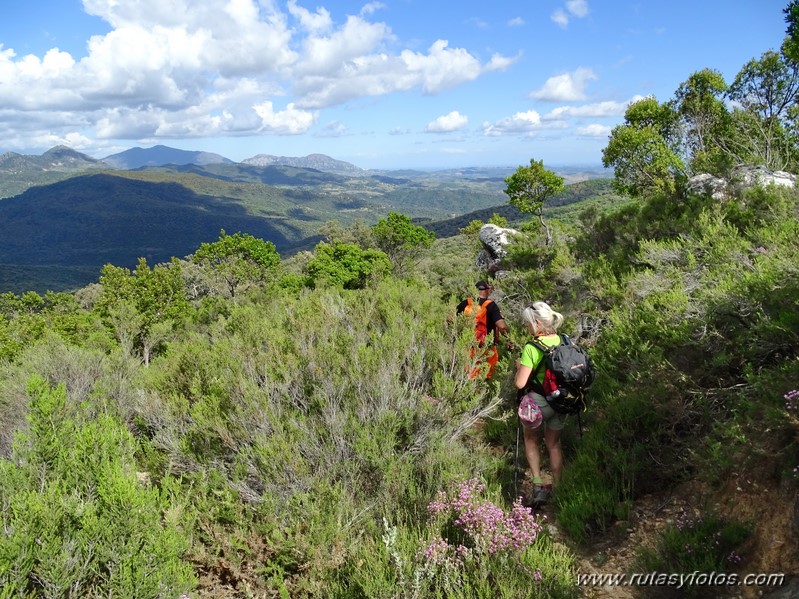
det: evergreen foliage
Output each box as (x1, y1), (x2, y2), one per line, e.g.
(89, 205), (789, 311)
(1, 6), (799, 596)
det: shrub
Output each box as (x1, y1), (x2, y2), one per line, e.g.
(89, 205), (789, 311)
(369, 477), (578, 599)
(305, 241), (392, 289)
(635, 510), (750, 598)
(0, 376), (195, 598)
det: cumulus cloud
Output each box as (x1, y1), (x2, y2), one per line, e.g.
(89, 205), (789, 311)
(253, 101), (317, 134)
(0, 0), (515, 152)
(360, 2), (385, 16)
(551, 0), (589, 28)
(544, 95), (645, 119)
(575, 123), (612, 137)
(425, 111), (468, 133)
(567, 0), (590, 18)
(287, 0), (333, 33)
(482, 110), (542, 137)
(530, 67), (597, 102)
(295, 40), (518, 109)
(551, 10), (569, 28)
(508, 17), (525, 27)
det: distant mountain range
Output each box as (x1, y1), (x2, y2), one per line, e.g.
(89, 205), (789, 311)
(241, 153), (367, 176)
(101, 146), (372, 176)
(102, 145), (234, 169)
(0, 144), (612, 294)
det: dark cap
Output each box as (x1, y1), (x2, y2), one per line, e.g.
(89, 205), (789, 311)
(475, 280), (491, 290)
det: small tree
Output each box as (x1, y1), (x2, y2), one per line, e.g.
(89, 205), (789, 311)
(503, 159), (564, 245)
(459, 219), (484, 235)
(191, 230), (280, 298)
(488, 213), (509, 228)
(784, 1), (799, 64)
(305, 241), (392, 289)
(727, 50), (799, 171)
(372, 212), (435, 275)
(96, 258), (189, 365)
(673, 68), (732, 174)
(602, 97), (686, 197)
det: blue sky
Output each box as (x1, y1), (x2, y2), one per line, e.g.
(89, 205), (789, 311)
(0, 0), (790, 170)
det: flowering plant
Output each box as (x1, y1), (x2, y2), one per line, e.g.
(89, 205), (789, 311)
(420, 478), (543, 567)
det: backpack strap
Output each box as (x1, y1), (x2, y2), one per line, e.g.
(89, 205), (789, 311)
(523, 334), (563, 393)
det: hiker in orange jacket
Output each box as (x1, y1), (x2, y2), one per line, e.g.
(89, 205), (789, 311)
(456, 280), (510, 379)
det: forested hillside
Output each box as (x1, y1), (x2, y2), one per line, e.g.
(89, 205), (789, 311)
(1, 5), (799, 599)
(0, 159), (606, 295)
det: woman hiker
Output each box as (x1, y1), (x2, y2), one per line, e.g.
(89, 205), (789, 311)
(514, 301), (566, 508)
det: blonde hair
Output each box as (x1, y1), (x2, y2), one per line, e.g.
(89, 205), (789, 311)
(522, 301), (564, 336)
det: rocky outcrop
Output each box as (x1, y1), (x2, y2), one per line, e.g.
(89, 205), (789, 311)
(475, 224), (520, 271)
(685, 173), (730, 200)
(736, 165), (797, 189)
(686, 166), (796, 200)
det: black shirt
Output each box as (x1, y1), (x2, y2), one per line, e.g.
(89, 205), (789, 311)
(456, 297), (504, 342)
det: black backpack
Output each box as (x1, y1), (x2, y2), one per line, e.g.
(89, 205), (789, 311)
(524, 334), (595, 415)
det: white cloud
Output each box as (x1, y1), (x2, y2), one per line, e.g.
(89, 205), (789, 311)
(482, 110), (542, 137)
(467, 17), (489, 30)
(316, 120), (348, 137)
(508, 17), (525, 27)
(530, 67), (597, 102)
(296, 39), (517, 109)
(403, 40), (510, 94)
(551, 9), (569, 28)
(0, 0), (516, 152)
(567, 0), (590, 18)
(575, 123), (611, 137)
(551, 0), (589, 28)
(425, 111), (468, 133)
(360, 2), (386, 16)
(287, 0), (333, 33)
(294, 15), (391, 78)
(544, 95), (645, 119)
(253, 101), (317, 134)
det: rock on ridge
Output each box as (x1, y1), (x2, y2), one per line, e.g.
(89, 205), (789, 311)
(476, 223), (520, 272)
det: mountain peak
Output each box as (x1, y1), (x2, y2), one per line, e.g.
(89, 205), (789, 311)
(42, 145), (99, 162)
(102, 145), (233, 169)
(241, 152), (365, 176)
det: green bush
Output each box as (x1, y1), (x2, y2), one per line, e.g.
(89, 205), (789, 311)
(635, 511), (750, 598)
(0, 376), (195, 598)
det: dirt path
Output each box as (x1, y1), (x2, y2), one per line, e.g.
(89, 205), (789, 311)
(533, 491), (675, 599)
(530, 477), (798, 599)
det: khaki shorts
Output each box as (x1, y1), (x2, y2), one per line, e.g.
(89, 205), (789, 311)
(530, 392), (567, 431)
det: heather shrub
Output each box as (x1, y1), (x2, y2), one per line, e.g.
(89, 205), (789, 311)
(0, 335), (131, 458)
(0, 376), (195, 598)
(348, 477), (577, 599)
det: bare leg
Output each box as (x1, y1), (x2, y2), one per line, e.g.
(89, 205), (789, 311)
(544, 428), (563, 484)
(523, 427), (542, 481)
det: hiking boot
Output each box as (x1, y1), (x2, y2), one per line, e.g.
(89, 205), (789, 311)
(530, 484), (551, 508)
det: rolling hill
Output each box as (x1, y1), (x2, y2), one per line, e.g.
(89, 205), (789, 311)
(0, 145), (612, 294)
(0, 173), (310, 294)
